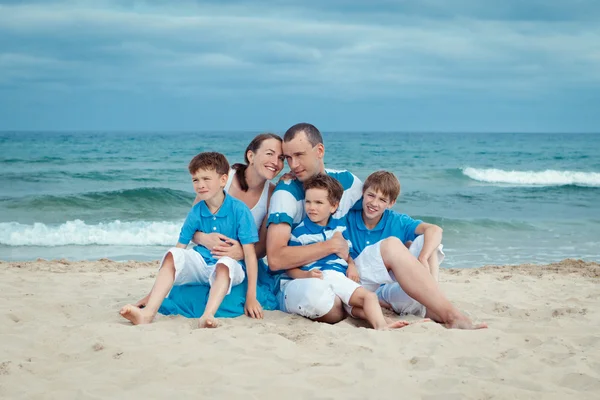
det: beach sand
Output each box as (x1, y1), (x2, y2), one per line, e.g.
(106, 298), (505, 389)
(1, 259), (599, 399)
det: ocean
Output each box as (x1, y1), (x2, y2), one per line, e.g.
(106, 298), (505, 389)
(1, 131), (599, 268)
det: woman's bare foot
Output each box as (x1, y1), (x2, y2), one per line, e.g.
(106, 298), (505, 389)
(198, 314), (219, 329)
(120, 305), (154, 325)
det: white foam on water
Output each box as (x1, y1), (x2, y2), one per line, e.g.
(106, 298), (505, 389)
(0, 220), (182, 246)
(462, 168), (600, 187)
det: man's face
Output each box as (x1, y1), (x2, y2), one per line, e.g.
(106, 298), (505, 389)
(191, 168), (227, 201)
(282, 131), (324, 182)
(362, 188), (396, 222)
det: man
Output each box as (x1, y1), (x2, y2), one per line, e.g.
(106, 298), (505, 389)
(267, 123), (486, 329)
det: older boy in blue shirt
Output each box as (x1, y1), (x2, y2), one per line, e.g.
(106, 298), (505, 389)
(120, 152), (263, 328)
(345, 171), (446, 319)
(284, 174), (409, 330)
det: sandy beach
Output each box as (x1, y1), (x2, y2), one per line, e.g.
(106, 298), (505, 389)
(1, 259), (599, 399)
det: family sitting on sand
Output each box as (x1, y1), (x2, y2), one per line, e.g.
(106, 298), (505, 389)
(120, 123), (487, 330)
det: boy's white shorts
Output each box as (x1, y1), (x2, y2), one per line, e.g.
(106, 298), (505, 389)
(161, 247), (245, 294)
(279, 270), (360, 319)
(354, 235), (445, 317)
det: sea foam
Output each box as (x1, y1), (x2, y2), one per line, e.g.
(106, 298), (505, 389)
(462, 168), (600, 187)
(0, 220), (181, 246)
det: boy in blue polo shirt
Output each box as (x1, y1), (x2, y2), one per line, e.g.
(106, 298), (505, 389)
(345, 171), (446, 319)
(120, 152), (263, 328)
(284, 174), (409, 330)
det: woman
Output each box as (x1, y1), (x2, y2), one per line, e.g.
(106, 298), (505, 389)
(157, 133), (284, 319)
(192, 133), (284, 260)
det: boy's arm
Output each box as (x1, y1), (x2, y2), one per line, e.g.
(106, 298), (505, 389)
(266, 223), (349, 271)
(414, 222), (443, 263)
(287, 267), (322, 279)
(242, 243), (263, 319)
(346, 256), (360, 283)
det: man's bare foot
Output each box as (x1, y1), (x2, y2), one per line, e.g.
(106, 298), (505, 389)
(445, 314), (487, 330)
(120, 305), (154, 325)
(374, 319), (411, 330)
(379, 299), (392, 310)
(198, 314), (219, 329)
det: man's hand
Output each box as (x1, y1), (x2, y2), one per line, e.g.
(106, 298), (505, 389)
(211, 237), (244, 261)
(346, 265), (360, 283)
(278, 171), (296, 182)
(329, 232), (349, 260)
(308, 269), (323, 279)
(244, 297), (264, 319)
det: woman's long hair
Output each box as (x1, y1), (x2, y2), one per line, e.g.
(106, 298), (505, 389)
(232, 133), (282, 192)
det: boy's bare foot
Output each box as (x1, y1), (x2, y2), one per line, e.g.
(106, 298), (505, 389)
(120, 305), (154, 325)
(445, 313), (487, 330)
(198, 314), (219, 329)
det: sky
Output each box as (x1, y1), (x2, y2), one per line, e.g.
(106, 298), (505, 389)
(0, 0), (599, 132)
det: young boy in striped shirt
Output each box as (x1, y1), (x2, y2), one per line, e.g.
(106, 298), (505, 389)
(284, 174), (408, 330)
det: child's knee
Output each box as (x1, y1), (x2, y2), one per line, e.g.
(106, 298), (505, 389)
(161, 252), (175, 270)
(214, 263), (231, 278)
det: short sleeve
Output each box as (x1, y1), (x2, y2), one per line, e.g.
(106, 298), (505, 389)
(266, 181), (302, 227)
(236, 206), (259, 245)
(178, 208), (200, 245)
(393, 213), (422, 243)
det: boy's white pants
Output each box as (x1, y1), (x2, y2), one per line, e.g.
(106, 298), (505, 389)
(354, 235), (445, 317)
(161, 248), (245, 294)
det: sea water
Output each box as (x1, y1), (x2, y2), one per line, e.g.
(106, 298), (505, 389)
(1, 131), (599, 268)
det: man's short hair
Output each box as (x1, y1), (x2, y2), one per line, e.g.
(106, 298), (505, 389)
(303, 173), (343, 206)
(363, 171), (401, 201)
(188, 152), (229, 175)
(283, 123), (323, 147)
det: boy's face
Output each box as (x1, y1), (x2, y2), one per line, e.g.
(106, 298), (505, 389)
(282, 132), (325, 182)
(304, 187), (338, 226)
(362, 188), (396, 222)
(191, 168), (228, 201)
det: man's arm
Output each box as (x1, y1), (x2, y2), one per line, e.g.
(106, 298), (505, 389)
(266, 223), (349, 271)
(414, 222), (443, 262)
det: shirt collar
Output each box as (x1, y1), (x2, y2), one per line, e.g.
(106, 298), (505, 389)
(353, 209), (389, 232)
(199, 191), (233, 218)
(302, 215), (336, 234)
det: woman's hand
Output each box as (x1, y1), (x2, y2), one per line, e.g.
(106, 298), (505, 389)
(211, 237), (244, 261)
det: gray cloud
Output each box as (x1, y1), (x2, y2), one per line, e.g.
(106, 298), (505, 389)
(0, 1), (599, 103)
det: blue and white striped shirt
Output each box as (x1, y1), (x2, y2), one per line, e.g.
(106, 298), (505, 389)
(289, 216), (352, 274)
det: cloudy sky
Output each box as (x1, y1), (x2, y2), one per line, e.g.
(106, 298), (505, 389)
(0, 0), (599, 132)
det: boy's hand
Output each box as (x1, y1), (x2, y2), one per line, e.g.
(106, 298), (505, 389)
(244, 297), (264, 319)
(211, 238), (244, 261)
(346, 266), (360, 283)
(418, 255), (431, 272)
(329, 232), (349, 260)
(308, 269), (323, 279)
(135, 293), (150, 308)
